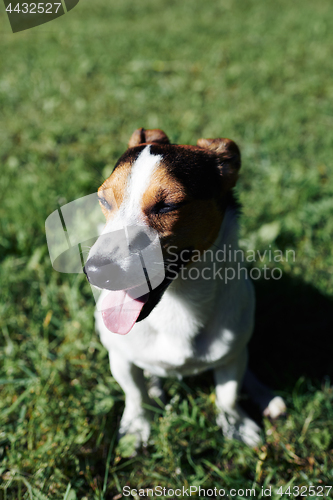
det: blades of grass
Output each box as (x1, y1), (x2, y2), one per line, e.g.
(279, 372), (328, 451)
(299, 408), (315, 443)
(102, 431), (117, 496)
(15, 476), (33, 500)
(39, 370), (56, 398)
(63, 482), (72, 500)
(18, 362), (39, 379)
(110, 457), (140, 473)
(30, 486), (49, 500)
(95, 415), (107, 449)
(112, 473), (121, 496)
(141, 402), (164, 414)
(275, 477), (296, 500)
(0, 378), (34, 385)
(201, 458), (225, 479)
(2, 384), (36, 418)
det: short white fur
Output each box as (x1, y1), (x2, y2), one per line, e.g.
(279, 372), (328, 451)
(123, 145), (162, 224)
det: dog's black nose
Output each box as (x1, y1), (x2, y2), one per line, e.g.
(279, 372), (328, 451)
(84, 256), (126, 290)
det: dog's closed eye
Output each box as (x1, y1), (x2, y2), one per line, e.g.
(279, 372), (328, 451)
(98, 196), (112, 211)
(151, 201), (185, 215)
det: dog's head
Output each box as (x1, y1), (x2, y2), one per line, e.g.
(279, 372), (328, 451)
(84, 128), (241, 334)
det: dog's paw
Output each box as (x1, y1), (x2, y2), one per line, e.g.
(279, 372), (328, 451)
(217, 411), (262, 448)
(118, 411), (151, 449)
(237, 417), (262, 447)
(263, 396), (286, 419)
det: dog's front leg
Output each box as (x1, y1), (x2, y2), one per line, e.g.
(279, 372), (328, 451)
(109, 349), (151, 448)
(214, 350), (261, 447)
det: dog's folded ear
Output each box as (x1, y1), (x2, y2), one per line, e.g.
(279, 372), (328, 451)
(128, 128), (170, 148)
(197, 138), (241, 189)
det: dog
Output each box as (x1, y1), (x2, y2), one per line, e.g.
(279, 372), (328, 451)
(84, 128), (286, 448)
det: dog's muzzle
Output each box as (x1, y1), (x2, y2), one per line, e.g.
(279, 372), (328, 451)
(84, 227), (165, 292)
(83, 256), (132, 290)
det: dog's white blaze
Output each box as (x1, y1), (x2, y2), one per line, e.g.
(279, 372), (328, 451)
(122, 145), (162, 224)
(100, 146), (162, 236)
(98, 145), (162, 271)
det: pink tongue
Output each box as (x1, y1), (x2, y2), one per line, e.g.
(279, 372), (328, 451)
(101, 290), (149, 335)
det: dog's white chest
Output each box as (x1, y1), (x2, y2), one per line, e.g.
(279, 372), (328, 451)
(96, 269), (254, 378)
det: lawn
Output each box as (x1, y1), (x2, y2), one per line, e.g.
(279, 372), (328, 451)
(1, 0), (333, 498)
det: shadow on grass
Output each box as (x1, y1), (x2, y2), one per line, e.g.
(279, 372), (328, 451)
(248, 273), (333, 390)
(178, 273), (333, 414)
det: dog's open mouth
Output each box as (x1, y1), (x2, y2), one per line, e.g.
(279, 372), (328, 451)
(100, 276), (172, 335)
(101, 289), (149, 335)
(97, 248), (193, 335)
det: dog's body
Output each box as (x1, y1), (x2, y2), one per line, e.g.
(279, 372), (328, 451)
(85, 128), (285, 448)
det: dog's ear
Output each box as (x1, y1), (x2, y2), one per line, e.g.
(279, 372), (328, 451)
(197, 138), (241, 188)
(128, 128), (170, 148)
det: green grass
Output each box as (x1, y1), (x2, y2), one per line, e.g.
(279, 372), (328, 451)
(1, 0), (333, 497)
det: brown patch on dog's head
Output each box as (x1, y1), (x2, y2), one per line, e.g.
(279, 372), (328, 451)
(97, 161), (132, 220)
(141, 168), (187, 234)
(137, 136), (241, 257)
(165, 198), (224, 255)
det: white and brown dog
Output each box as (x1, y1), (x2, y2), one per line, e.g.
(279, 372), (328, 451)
(84, 128), (285, 448)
